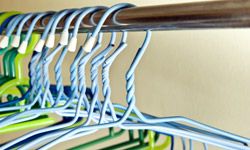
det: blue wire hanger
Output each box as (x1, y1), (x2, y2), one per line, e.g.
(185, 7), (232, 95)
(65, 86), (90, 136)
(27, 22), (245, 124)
(0, 7), (104, 150)
(0, 3), (249, 150)
(35, 3), (250, 150)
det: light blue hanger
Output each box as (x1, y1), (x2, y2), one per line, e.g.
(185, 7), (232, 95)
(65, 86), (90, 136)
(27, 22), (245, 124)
(115, 29), (249, 149)
(10, 8), (109, 149)
(0, 9), (81, 122)
(36, 3), (250, 149)
(98, 31), (128, 124)
(0, 14), (25, 49)
(18, 12), (51, 54)
(25, 31), (104, 150)
(0, 7), (104, 150)
(0, 4), (248, 150)
(84, 31), (117, 125)
(32, 4), (135, 149)
(28, 11), (65, 109)
(122, 30), (250, 148)
(0, 10), (74, 114)
(33, 9), (76, 109)
(0, 12), (56, 107)
(0, 12), (69, 129)
(15, 5), (126, 149)
(40, 9), (84, 109)
(112, 27), (249, 149)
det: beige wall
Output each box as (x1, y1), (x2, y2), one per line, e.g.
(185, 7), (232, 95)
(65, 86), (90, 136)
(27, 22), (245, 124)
(0, 0), (250, 149)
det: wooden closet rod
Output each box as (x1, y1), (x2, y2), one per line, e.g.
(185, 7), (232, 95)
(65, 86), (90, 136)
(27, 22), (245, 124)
(27, 0), (250, 32)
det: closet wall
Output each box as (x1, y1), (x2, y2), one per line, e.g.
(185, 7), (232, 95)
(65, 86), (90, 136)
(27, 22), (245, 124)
(0, 0), (249, 148)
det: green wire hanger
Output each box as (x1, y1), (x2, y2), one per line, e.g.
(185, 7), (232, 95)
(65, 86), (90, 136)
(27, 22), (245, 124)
(0, 14), (27, 109)
(0, 36), (27, 96)
(0, 34), (37, 95)
(0, 12), (23, 98)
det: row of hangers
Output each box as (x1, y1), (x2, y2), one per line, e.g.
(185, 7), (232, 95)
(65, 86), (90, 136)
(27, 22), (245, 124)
(0, 6), (172, 150)
(0, 3), (249, 150)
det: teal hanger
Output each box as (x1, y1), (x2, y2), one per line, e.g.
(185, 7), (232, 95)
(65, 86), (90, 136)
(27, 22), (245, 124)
(0, 36), (21, 85)
(0, 12), (26, 102)
(0, 35), (29, 105)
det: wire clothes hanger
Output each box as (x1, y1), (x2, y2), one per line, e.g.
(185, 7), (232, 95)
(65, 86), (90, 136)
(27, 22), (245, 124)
(0, 10), (76, 113)
(0, 7), (105, 150)
(0, 4), (133, 149)
(30, 3), (168, 150)
(0, 3), (249, 150)
(5, 3), (250, 150)
(0, 12), (56, 108)
(0, 8), (246, 150)
(32, 3), (250, 150)
(0, 12), (57, 134)
(12, 6), (143, 149)
(30, 4), (134, 149)
(0, 9), (79, 124)
(0, 10), (91, 134)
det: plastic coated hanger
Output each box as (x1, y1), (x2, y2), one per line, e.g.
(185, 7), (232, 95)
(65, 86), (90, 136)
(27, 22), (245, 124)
(39, 3), (250, 149)
(0, 13), (57, 134)
(0, 8), (102, 150)
(5, 5), (130, 148)
(14, 23), (103, 150)
(120, 28), (249, 149)
(0, 11), (79, 131)
(85, 12), (248, 148)
(0, 13), (22, 98)
(14, 5), (149, 149)
(0, 12), (62, 109)
(0, 4), (249, 150)
(10, 4), (148, 149)
(33, 4), (136, 149)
